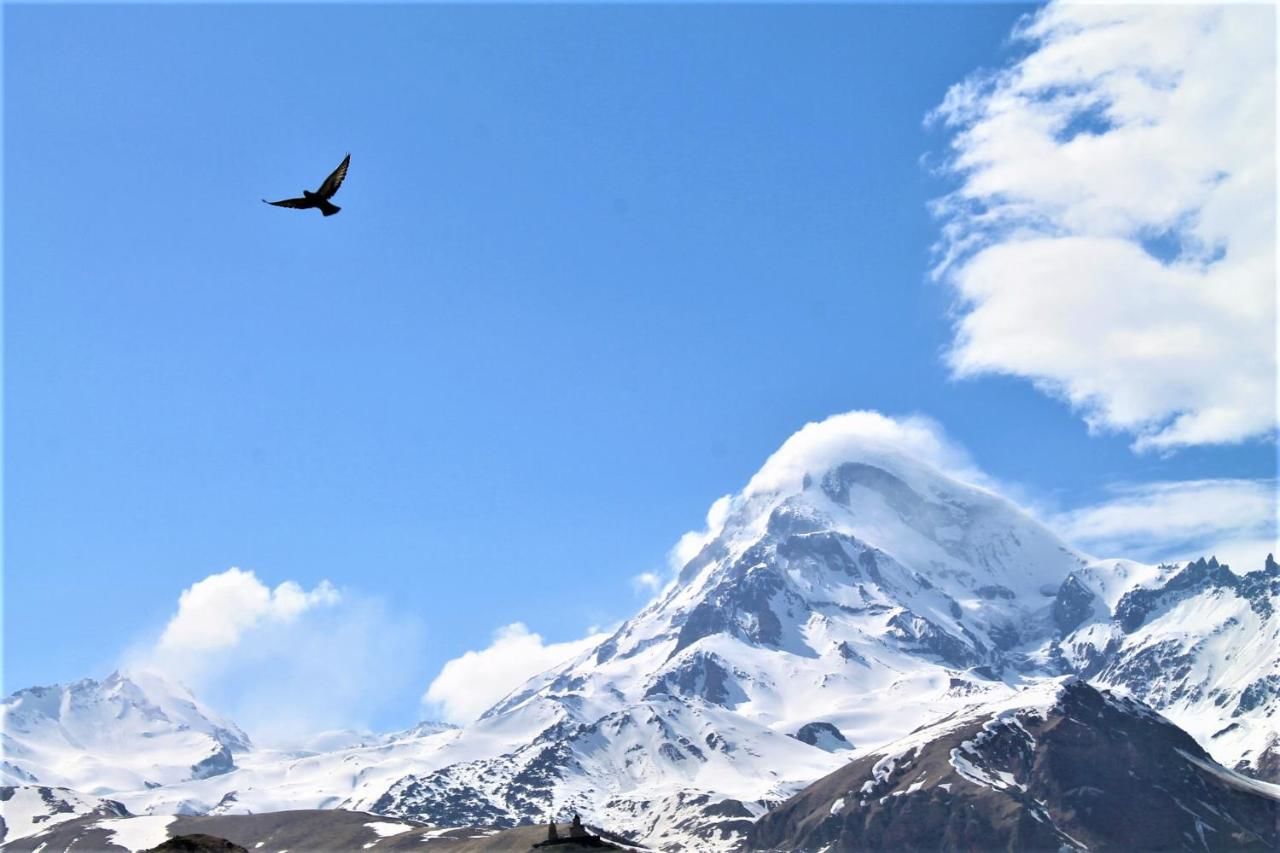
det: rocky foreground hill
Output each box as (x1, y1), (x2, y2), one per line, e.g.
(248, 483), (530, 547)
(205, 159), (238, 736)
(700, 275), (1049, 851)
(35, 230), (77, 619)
(747, 680), (1280, 852)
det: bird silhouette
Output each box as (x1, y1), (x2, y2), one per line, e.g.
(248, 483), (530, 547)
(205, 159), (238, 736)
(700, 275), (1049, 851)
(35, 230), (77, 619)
(263, 154), (350, 216)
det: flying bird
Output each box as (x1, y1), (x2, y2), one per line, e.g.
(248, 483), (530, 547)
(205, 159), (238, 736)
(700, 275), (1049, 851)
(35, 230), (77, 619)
(263, 154), (350, 216)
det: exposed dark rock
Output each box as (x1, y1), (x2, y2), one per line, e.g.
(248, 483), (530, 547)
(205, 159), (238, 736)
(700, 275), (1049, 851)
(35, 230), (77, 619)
(1115, 557), (1236, 632)
(644, 651), (746, 707)
(1241, 736), (1280, 784)
(144, 835), (248, 853)
(885, 610), (979, 668)
(791, 722), (852, 751)
(836, 641), (870, 666)
(672, 546), (787, 655)
(1237, 553), (1280, 618)
(371, 773), (514, 827)
(1052, 573), (1097, 634)
(703, 799), (753, 818)
(190, 743), (235, 780)
(1234, 675), (1280, 717)
(776, 530), (861, 578)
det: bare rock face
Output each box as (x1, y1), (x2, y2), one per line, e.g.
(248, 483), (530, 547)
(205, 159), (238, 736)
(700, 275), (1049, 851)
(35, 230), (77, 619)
(1052, 573), (1096, 634)
(747, 681), (1280, 852)
(792, 722), (852, 752)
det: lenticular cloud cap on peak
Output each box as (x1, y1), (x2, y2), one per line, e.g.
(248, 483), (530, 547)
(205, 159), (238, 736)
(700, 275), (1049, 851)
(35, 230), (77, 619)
(743, 411), (989, 499)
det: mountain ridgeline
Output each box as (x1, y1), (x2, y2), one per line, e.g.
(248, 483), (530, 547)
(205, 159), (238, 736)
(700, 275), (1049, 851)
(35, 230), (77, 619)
(4, 436), (1278, 851)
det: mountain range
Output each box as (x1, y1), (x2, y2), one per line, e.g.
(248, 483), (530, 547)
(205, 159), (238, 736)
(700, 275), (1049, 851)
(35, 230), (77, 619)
(4, 429), (1278, 850)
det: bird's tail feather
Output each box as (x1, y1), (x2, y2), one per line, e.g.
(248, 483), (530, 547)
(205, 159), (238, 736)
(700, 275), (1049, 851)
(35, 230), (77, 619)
(319, 200), (341, 217)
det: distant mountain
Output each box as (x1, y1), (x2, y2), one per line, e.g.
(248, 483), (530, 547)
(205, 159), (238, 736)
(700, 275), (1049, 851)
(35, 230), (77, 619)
(1, 671), (250, 794)
(745, 679), (1280, 852)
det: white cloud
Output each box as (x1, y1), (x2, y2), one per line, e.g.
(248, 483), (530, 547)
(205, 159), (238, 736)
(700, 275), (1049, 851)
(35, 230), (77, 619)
(744, 410), (997, 498)
(423, 622), (607, 725)
(662, 411), (1036, 580)
(932, 3), (1275, 451)
(155, 567), (339, 654)
(131, 568), (423, 743)
(669, 410), (1277, 577)
(668, 494), (732, 571)
(1052, 478), (1278, 570)
(630, 571), (664, 595)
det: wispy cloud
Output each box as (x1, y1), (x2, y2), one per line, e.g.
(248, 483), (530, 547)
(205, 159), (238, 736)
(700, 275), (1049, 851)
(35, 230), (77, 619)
(932, 4), (1275, 451)
(422, 622), (606, 725)
(1051, 478), (1278, 570)
(667, 494), (732, 572)
(630, 571), (665, 596)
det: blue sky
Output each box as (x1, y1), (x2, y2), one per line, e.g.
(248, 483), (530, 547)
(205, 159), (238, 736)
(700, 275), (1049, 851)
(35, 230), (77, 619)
(5, 4), (1275, 733)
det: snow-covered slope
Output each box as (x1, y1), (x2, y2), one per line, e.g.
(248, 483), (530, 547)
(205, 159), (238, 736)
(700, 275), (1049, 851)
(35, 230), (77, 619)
(103, 721), (464, 818)
(0, 785), (131, 845)
(1, 671), (250, 794)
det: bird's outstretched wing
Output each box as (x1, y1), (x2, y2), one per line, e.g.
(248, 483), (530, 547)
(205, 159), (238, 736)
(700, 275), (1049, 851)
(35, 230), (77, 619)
(263, 197), (313, 209)
(316, 154), (350, 199)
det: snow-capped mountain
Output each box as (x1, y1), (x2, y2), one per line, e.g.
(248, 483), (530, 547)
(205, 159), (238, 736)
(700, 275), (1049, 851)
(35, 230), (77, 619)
(1, 671), (250, 794)
(349, 443), (1102, 847)
(1052, 554), (1280, 781)
(4, 422), (1276, 851)
(355, 440), (1278, 848)
(746, 679), (1280, 852)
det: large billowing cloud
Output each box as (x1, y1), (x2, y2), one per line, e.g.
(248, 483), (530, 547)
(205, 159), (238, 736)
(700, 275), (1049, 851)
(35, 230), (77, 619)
(154, 567), (340, 654)
(423, 622), (607, 725)
(932, 4), (1275, 451)
(131, 568), (423, 743)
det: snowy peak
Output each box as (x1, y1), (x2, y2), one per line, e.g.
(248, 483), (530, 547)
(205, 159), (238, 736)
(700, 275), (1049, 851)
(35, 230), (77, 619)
(665, 449), (1083, 653)
(595, 447), (1083, 701)
(2, 671), (250, 793)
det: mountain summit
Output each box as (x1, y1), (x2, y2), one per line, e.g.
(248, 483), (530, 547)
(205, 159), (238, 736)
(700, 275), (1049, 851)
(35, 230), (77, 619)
(363, 423), (1099, 846)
